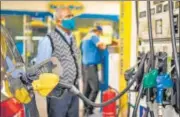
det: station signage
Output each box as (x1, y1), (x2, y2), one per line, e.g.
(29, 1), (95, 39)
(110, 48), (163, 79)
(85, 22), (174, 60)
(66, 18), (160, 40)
(48, 1), (85, 16)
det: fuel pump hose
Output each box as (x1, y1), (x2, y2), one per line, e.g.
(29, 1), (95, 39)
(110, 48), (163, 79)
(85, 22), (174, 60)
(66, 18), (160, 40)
(59, 77), (135, 108)
(58, 54), (147, 108)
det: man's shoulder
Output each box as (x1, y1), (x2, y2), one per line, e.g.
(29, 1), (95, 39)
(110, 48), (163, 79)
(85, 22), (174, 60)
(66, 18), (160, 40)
(39, 36), (51, 45)
(82, 33), (95, 41)
(89, 33), (99, 42)
(45, 30), (62, 41)
(46, 29), (56, 36)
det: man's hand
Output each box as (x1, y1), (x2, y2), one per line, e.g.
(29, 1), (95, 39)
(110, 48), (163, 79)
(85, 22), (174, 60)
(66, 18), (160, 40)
(51, 57), (63, 76)
(97, 42), (106, 50)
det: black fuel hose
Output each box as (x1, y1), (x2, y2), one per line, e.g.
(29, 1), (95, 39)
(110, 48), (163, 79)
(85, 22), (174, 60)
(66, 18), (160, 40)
(146, 1), (155, 117)
(58, 78), (135, 107)
(168, 0), (180, 111)
(132, 82), (144, 117)
(149, 110), (155, 117)
(132, 58), (155, 117)
(76, 78), (135, 107)
(58, 54), (147, 108)
(147, 1), (155, 69)
(58, 80), (133, 107)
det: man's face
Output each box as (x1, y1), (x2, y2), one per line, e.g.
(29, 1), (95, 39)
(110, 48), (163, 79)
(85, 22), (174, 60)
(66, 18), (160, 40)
(57, 8), (74, 25)
(96, 30), (103, 36)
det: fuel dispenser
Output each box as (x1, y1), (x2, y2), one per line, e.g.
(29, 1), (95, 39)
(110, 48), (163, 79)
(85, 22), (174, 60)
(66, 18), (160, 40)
(171, 52), (180, 113)
(168, 0), (180, 114)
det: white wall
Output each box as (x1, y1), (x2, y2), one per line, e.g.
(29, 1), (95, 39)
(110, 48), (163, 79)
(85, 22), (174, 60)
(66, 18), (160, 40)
(1, 1), (119, 15)
(138, 1), (179, 39)
(138, 1), (179, 56)
(81, 1), (119, 15)
(1, 1), (48, 12)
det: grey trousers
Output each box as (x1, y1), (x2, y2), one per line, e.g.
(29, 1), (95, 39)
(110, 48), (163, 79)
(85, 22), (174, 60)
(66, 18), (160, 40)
(82, 65), (99, 112)
(46, 91), (79, 117)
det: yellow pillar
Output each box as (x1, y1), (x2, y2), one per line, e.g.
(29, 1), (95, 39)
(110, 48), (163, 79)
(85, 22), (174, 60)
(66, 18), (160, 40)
(119, 1), (132, 117)
(73, 31), (81, 47)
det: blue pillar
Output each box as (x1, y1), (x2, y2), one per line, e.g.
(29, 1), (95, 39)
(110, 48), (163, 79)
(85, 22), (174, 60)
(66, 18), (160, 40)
(100, 49), (109, 92)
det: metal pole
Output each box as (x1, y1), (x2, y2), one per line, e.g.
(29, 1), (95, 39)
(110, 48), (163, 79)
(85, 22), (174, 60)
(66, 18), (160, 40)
(146, 1), (155, 117)
(147, 1), (155, 69)
(23, 15), (27, 64)
(135, 1), (139, 38)
(168, 0), (180, 112)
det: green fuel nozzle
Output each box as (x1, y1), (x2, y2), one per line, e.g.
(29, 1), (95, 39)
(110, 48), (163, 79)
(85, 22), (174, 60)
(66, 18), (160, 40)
(143, 69), (158, 88)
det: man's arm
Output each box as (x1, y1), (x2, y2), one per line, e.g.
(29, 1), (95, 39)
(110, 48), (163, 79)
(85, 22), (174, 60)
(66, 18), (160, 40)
(36, 36), (52, 64)
(91, 36), (106, 50)
(35, 36), (52, 74)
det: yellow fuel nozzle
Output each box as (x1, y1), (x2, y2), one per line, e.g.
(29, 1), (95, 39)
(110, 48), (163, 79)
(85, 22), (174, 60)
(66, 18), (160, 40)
(14, 87), (31, 104)
(32, 73), (59, 97)
(3, 79), (32, 104)
(2, 73), (59, 104)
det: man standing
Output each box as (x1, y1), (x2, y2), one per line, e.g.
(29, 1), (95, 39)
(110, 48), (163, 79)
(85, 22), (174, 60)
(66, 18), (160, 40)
(36, 7), (81, 117)
(81, 26), (107, 115)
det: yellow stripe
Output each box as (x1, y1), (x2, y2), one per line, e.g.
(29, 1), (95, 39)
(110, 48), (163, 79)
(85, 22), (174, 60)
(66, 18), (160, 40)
(119, 1), (132, 116)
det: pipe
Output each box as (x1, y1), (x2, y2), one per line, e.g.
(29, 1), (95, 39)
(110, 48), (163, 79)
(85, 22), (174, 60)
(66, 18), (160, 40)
(127, 80), (132, 117)
(55, 54), (147, 108)
(132, 82), (144, 117)
(56, 78), (135, 107)
(135, 1), (139, 36)
(76, 79), (135, 107)
(168, 0), (180, 111)
(147, 1), (155, 69)
(146, 1), (155, 117)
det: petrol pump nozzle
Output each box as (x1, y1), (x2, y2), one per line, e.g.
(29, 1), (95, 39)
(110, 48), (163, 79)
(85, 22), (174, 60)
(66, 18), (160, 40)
(143, 69), (158, 88)
(7, 54), (147, 107)
(156, 74), (173, 104)
(124, 60), (141, 81)
(32, 73), (60, 97)
(124, 68), (135, 81)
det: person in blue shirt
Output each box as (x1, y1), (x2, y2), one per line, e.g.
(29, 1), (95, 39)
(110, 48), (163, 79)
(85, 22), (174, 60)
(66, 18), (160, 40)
(81, 26), (107, 115)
